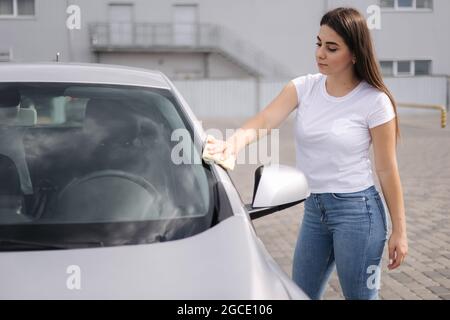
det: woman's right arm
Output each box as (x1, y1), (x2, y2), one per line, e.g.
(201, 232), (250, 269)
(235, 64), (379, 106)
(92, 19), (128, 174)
(206, 81), (299, 159)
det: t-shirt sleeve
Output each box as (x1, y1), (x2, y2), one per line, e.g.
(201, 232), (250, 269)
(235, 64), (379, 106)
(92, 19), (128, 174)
(367, 93), (396, 129)
(291, 74), (321, 106)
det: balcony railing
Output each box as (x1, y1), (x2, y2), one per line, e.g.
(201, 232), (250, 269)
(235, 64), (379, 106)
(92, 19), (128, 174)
(89, 22), (291, 78)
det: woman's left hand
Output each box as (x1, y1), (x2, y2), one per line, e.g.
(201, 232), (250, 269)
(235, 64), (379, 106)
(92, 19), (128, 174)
(387, 231), (408, 270)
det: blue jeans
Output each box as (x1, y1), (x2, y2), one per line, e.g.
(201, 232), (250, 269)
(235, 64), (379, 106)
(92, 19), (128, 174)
(292, 186), (388, 300)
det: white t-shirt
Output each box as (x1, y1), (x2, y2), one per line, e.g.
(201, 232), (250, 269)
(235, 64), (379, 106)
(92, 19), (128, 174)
(291, 73), (396, 193)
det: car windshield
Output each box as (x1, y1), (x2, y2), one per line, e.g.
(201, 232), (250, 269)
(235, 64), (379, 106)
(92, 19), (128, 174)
(0, 83), (215, 250)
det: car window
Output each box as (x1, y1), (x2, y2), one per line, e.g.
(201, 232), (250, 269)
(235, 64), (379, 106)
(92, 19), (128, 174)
(0, 83), (216, 250)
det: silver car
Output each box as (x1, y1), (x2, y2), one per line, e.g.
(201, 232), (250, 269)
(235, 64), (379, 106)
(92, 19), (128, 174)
(0, 63), (310, 299)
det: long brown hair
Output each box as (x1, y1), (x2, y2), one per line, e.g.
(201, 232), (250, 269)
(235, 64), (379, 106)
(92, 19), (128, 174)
(321, 7), (400, 143)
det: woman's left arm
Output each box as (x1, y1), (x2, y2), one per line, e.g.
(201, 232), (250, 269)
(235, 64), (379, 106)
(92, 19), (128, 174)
(370, 119), (408, 270)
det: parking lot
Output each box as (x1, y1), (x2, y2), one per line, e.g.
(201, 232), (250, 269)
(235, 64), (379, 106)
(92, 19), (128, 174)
(203, 112), (450, 300)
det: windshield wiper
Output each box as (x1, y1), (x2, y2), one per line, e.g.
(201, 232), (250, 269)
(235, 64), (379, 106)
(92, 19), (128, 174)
(0, 239), (70, 250)
(0, 239), (109, 251)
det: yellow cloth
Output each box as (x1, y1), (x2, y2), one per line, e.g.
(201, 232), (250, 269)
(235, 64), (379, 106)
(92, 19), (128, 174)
(202, 144), (236, 171)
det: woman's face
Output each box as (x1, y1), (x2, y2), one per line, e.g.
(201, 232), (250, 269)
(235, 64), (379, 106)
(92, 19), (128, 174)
(316, 24), (355, 76)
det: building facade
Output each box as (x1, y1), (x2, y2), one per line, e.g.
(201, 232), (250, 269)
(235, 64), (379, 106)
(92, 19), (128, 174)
(0, 0), (448, 113)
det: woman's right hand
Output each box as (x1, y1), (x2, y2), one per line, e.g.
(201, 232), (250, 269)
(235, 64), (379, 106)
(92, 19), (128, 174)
(204, 135), (237, 162)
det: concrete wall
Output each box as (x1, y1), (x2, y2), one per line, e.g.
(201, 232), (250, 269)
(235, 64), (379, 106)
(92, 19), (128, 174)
(96, 52), (250, 79)
(1, 0), (448, 76)
(0, 0), (68, 62)
(0, 0), (448, 111)
(0, 0), (325, 76)
(327, 0), (450, 75)
(174, 76), (448, 119)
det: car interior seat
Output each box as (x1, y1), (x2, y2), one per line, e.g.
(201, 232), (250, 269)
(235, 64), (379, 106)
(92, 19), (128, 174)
(0, 86), (34, 196)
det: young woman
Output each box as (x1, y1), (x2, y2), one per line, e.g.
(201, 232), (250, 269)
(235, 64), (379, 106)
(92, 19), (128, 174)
(205, 7), (408, 300)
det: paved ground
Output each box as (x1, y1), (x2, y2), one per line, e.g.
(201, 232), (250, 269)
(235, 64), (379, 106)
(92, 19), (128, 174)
(202, 112), (450, 300)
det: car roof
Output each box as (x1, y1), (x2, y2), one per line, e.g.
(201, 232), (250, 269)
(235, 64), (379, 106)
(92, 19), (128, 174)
(0, 63), (171, 90)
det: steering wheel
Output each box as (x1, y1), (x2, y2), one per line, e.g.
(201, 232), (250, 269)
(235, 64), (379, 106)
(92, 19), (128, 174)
(58, 170), (160, 197)
(46, 170), (162, 222)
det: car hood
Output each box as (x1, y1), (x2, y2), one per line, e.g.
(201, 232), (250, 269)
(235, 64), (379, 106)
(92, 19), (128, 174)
(0, 216), (307, 299)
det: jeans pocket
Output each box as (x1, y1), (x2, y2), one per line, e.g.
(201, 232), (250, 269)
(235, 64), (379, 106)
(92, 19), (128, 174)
(331, 192), (366, 202)
(375, 195), (388, 232)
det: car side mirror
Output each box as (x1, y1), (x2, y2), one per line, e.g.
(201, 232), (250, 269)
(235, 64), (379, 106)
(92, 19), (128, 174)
(245, 164), (310, 220)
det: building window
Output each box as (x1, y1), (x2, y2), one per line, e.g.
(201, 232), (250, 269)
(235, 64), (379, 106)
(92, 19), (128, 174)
(380, 0), (433, 10)
(414, 60), (431, 75)
(17, 0), (34, 15)
(398, 0), (413, 8)
(380, 0), (395, 8)
(416, 0), (433, 9)
(397, 60), (412, 75)
(0, 0), (35, 17)
(0, 0), (13, 15)
(380, 61), (394, 76)
(380, 60), (432, 76)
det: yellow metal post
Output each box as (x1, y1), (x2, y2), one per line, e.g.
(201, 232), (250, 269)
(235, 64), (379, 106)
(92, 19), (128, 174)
(397, 103), (447, 129)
